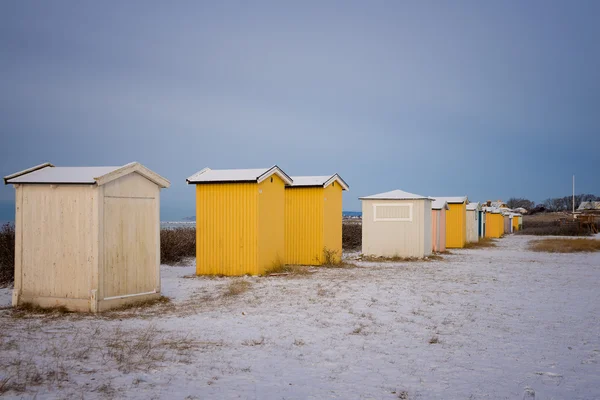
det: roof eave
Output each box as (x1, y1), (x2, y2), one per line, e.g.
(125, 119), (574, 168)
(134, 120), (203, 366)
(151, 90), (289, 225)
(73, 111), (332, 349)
(4, 162), (55, 185)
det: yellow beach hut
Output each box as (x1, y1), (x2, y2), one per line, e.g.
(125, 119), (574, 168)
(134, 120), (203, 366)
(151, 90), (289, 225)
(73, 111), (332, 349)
(484, 207), (504, 238)
(432, 196), (468, 248)
(284, 174), (349, 265)
(186, 166), (293, 276)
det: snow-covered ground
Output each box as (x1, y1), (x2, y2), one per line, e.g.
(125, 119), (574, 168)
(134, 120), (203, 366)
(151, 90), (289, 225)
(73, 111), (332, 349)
(1, 235), (599, 399)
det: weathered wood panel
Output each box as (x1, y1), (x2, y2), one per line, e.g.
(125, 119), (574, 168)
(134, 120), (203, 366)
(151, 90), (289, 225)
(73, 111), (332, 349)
(102, 195), (158, 298)
(20, 185), (96, 300)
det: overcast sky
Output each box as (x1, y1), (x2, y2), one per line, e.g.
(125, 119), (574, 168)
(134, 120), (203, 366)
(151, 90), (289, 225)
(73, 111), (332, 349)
(1, 1), (598, 219)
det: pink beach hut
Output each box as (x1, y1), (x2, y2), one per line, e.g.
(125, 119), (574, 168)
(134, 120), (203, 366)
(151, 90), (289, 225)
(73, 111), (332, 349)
(431, 199), (449, 252)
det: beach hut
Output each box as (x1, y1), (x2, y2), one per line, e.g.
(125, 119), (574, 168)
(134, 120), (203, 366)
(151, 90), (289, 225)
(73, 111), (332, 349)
(484, 207), (504, 238)
(284, 174), (349, 265)
(4, 162), (170, 312)
(186, 166), (292, 276)
(431, 199), (449, 253)
(360, 190), (432, 258)
(479, 207), (486, 238)
(466, 202), (481, 243)
(432, 196), (468, 248)
(511, 213), (522, 232)
(503, 213), (511, 234)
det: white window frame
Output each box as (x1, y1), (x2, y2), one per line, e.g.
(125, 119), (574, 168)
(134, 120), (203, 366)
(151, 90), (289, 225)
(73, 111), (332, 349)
(373, 203), (413, 222)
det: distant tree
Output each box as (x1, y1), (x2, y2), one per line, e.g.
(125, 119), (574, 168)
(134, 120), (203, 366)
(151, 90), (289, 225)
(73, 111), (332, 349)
(541, 194), (599, 212)
(506, 198), (535, 210)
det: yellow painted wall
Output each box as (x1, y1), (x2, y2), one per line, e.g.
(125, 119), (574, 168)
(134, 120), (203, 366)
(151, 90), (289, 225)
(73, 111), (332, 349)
(284, 183), (343, 265)
(485, 213), (504, 238)
(195, 183), (258, 276)
(512, 216), (519, 232)
(257, 175), (286, 273)
(445, 202), (466, 248)
(323, 183), (343, 263)
(284, 187), (324, 265)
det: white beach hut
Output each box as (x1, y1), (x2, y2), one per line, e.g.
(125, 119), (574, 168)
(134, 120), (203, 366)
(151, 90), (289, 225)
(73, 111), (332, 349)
(360, 189), (433, 258)
(466, 202), (481, 243)
(4, 162), (170, 312)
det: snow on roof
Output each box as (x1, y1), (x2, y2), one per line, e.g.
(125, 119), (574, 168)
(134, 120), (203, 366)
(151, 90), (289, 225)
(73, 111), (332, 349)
(186, 166), (293, 185)
(578, 201), (600, 211)
(432, 196), (468, 204)
(432, 199), (449, 210)
(290, 174), (349, 190)
(360, 189), (431, 201)
(466, 202), (481, 211)
(4, 162), (170, 188)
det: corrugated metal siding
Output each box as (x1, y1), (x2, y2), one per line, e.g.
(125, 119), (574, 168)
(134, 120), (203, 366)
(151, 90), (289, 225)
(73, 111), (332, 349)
(284, 188), (324, 265)
(362, 199), (431, 258)
(485, 213), (504, 238)
(445, 203), (466, 248)
(257, 176), (286, 274)
(439, 209), (447, 251)
(323, 184), (343, 263)
(196, 183), (258, 276)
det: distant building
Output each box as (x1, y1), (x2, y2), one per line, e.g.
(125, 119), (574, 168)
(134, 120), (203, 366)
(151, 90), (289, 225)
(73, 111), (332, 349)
(578, 201), (600, 214)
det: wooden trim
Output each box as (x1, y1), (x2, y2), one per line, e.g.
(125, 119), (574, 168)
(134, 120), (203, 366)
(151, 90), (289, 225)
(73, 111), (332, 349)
(97, 185), (105, 305)
(4, 162), (54, 184)
(95, 162), (170, 188)
(155, 186), (161, 293)
(12, 185), (23, 306)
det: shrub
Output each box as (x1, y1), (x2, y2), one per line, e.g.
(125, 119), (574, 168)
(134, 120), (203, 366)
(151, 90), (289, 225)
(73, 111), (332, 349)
(160, 227), (195, 265)
(517, 220), (593, 236)
(529, 238), (600, 253)
(342, 223), (361, 249)
(0, 223), (15, 286)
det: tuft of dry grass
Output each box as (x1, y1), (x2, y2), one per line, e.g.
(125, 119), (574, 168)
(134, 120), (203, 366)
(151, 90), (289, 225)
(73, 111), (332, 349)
(429, 335), (440, 344)
(529, 238), (600, 253)
(108, 296), (172, 312)
(223, 280), (252, 296)
(360, 255), (423, 262)
(463, 238), (497, 249)
(265, 264), (312, 276)
(13, 303), (72, 316)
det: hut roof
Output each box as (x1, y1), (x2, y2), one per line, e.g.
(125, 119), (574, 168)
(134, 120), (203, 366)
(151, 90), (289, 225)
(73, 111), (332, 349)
(186, 165), (293, 185)
(290, 174), (349, 190)
(432, 196), (468, 204)
(4, 162), (170, 188)
(578, 201), (600, 211)
(432, 199), (450, 210)
(360, 189), (431, 200)
(466, 202), (481, 211)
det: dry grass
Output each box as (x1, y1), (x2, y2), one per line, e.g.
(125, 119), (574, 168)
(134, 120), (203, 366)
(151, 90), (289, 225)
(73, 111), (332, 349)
(342, 222), (361, 250)
(107, 296), (172, 312)
(223, 280), (252, 296)
(360, 255), (425, 262)
(0, 324), (204, 395)
(265, 264), (312, 276)
(0, 223), (15, 287)
(529, 238), (600, 253)
(160, 227), (196, 265)
(463, 238), (497, 249)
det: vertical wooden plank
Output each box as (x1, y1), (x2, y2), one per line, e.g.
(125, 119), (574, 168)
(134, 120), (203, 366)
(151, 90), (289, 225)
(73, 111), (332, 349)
(12, 185), (22, 306)
(155, 186), (161, 293)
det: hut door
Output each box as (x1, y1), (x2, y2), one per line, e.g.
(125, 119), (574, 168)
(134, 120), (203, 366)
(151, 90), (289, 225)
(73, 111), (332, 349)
(103, 197), (158, 299)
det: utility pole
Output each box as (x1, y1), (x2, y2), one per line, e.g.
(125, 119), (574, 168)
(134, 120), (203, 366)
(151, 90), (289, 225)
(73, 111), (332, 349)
(572, 175), (575, 216)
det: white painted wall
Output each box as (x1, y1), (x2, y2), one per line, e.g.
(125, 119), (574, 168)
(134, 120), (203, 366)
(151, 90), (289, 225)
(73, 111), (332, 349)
(362, 199), (432, 258)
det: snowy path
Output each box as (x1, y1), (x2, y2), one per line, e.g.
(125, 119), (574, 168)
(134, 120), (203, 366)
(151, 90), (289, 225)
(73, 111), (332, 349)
(1, 235), (599, 399)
